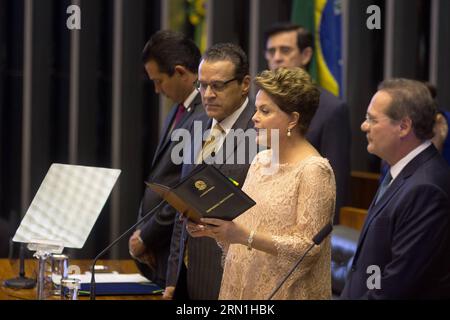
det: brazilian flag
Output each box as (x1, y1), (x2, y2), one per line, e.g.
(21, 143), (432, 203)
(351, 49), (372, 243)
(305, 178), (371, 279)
(292, 0), (342, 97)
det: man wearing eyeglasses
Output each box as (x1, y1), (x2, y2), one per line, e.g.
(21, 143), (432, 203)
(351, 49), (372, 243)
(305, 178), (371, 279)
(164, 43), (256, 300)
(128, 30), (205, 289)
(341, 79), (450, 299)
(264, 22), (351, 224)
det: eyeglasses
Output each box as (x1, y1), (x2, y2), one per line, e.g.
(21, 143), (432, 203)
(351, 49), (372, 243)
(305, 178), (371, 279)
(195, 78), (238, 93)
(265, 46), (295, 57)
(364, 114), (392, 126)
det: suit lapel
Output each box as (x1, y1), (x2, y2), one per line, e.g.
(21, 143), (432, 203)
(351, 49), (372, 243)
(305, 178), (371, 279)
(152, 95), (202, 169)
(189, 101), (254, 171)
(184, 114), (210, 175)
(175, 94), (202, 131)
(354, 177), (406, 257)
(151, 104), (178, 168)
(353, 145), (439, 263)
(215, 102), (254, 169)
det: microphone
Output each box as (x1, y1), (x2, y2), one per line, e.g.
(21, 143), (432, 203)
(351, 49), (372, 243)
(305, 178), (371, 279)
(4, 243), (36, 289)
(312, 223), (333, 245)
(267, 223), (333, 300)
(89, 199), (166, 300)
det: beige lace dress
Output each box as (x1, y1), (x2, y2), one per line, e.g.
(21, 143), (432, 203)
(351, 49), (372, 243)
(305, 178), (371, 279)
(219, 149), (336, 300)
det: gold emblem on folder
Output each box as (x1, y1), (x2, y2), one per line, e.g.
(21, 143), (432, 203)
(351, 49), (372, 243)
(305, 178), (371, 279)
(194, 180), (207, 191)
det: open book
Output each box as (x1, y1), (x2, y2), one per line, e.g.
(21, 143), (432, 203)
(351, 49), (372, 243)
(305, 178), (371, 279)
(146, 164), (256, 224)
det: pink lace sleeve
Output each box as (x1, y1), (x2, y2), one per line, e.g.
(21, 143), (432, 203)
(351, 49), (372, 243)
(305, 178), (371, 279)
(271, 160), (335, 276)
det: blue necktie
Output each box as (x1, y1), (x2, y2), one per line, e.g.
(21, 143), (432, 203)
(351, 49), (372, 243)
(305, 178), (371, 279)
(375, 171), (392, 205)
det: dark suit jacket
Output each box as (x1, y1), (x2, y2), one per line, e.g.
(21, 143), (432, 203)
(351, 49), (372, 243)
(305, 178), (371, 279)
(166, 101), (256, 300)
(306, 88), (351, 223)
(134, 93), (204, 288)
(341, 145), (450, 299)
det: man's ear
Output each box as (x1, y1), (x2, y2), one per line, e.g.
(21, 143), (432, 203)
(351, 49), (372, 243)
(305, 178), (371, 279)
(299, 47), (313, 67)
(399, 117), (413, 138)
(241, 75), (251, 96)
(174, 65), (188, 77)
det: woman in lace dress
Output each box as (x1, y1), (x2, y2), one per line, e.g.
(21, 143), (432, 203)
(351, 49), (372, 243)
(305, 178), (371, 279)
(188, 67), (336, 299)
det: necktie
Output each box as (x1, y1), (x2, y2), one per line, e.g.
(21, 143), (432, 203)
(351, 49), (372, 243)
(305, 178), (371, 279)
(375, 171), (392, 205)
(171, 104), (186, 131)
(197, 123), (225, 163)
(186, 124), (224, 265)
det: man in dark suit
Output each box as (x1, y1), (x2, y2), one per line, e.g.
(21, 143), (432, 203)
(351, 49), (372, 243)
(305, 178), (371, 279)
(341, 79), (450, 299)
(264, 23), (351, 223)
(164, 43), (257, 300)
(128, 30), (205, 288)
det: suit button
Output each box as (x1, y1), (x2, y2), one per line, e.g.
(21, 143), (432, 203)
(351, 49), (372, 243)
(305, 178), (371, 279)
(351, 266), (356, 272)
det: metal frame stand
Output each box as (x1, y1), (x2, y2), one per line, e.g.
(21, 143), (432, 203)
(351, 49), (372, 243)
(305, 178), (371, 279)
(27, 241), (64, 300)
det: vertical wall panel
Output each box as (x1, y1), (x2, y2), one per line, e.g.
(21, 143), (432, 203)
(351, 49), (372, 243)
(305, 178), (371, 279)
(67, 0), (113, 259)
(110, 0), (123, 259)
(0, 0), (24, 228)
(109, 0), (153, 258)
(384, 0), (430, 80)
(21, 0), (54, 215)
(347, 0), (385, 171)
(208, 0), (250, 53)
(430, 0), (450, 110)
(53, 0), (71, 165)
(248, 0), (292, 97)
(20, 0), (33, 216)
(250, 0), (292, 74)
(68, 0), (80, 164)
(0, 0), (6, 221)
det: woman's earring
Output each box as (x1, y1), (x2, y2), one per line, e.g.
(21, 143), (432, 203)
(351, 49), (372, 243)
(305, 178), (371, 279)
(287, 128), (291, 137)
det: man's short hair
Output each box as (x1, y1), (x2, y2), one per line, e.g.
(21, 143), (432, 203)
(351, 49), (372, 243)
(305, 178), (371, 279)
(264, 22), (314, 52)
(142, 30), (201, 76)
(202, 43), (249, 83)
(379, 79), (437, 140)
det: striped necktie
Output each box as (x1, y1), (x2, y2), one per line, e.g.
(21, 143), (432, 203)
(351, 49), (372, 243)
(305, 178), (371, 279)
(197, 123), (225, 163)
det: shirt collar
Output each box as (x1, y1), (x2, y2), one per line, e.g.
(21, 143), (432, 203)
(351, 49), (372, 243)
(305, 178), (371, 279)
(182, 89), (199, 111)
(210, 97), (249, 135)
(390, 140), (432, 181)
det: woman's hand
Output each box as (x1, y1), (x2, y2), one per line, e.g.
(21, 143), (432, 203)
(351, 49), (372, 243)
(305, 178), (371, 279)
(188, 218), (248, 245)
(186, 220), (209, 236)
(187, 218), (277, 255)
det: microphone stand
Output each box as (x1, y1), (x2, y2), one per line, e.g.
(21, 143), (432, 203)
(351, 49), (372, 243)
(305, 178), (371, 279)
(4, 243), (36, 289)
(267, 243), (315, 300)
(267, 224), (333, 300)
(90, 199), (166, 300)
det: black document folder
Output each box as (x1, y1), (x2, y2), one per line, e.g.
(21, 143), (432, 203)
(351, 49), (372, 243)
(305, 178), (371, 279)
(146, 165), (256, 223)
